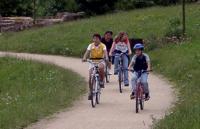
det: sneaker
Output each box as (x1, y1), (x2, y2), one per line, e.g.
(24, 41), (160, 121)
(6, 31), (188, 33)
(99, 81), (105, 88)
(114, 72), (118, 75)
(130, 92), (135, 100)
(108, 69), (112, 75)
(124, 83), (129, 87)
(145, 93), (150, 101)
(88, 93), (92, 100)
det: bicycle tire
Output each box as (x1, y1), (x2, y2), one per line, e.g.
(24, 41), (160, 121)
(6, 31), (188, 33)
(135, 89), (139, 113)
(96, 81), (101, 104)
(105, 66), (110, 83)
(91, 78), (97, 108)
(140, 98), (144, 110)
(118, 69), (123, 93)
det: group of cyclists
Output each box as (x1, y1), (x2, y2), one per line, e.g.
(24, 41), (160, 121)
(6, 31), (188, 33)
(82, 31), (151, 101)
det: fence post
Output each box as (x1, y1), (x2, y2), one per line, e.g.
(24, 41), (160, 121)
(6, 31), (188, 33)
(182, 0), (186, 36)
(33, 0), (36, 24)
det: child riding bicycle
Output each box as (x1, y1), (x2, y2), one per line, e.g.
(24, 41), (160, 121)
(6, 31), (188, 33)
(82, 33), (109, 100)
(109, 32), (132, 86)
(128, 43), (151, 100)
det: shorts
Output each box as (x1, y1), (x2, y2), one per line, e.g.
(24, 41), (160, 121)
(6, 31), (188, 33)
(89, 61), (106, 70)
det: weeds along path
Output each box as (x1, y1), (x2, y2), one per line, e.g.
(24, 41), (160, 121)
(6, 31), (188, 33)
(0, 52), (175, 129)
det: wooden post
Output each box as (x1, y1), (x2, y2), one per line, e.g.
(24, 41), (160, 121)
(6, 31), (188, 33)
(182, 0), (186, 36)
(33, 0), (36, 24)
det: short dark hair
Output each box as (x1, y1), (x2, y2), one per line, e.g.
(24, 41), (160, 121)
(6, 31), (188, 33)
(93, 33), (101, 40)
(104, 31), (113, 35)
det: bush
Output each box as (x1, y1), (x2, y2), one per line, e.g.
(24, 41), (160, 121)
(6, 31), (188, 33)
(165, 17), (183, 39)
(115, 0), (155, 10)
(75, 0), (115, 15)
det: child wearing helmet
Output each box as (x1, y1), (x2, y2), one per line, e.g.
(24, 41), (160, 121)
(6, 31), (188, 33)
(128, 43), (151, 100)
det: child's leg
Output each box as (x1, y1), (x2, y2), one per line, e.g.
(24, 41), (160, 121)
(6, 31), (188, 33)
(131, 72), (138, 93)
(122, 54), (129, 85)
(141, 73), (149, 94)
(114, 55), (119, 75)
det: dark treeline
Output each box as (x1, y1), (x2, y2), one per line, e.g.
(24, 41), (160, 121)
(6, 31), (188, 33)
(0, 0), (198, 17)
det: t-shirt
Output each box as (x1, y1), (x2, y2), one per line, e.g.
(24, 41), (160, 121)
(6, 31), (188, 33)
(87, 42), (107, 59)
(101, 37), (113, 52)
(115, 41), (128, 53)
(131, 53), (150, 63)
(131, 53), (150, 71)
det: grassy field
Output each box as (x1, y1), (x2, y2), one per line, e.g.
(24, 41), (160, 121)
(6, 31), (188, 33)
(0, 4), (199, 57)
(150, 40), (200, 129)
(0, 57), (86, 129)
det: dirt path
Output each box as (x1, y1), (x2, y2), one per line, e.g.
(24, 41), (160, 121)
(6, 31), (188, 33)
(0, 52), (175, 129)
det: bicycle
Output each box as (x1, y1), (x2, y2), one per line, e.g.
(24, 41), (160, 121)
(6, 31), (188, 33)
(116, 52), (128, 93)
(87, 59), (104, 108)
(128, 69), (152, 113)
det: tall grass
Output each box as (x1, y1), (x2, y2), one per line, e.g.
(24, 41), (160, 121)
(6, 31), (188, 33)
(0, 57), (86, 129)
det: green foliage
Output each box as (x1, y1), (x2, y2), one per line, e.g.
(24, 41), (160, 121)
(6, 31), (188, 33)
(165, 17), (183, 38)
(115, 0), (155, 10)
(75, 0), (116, 15)
(0, 57), (86, 129)
(0, 0), (33, 16)
(0, 0), (78, 17)
(36, 0), (78, 16)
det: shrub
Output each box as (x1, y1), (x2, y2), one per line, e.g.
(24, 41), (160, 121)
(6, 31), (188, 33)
(75, 0), (115, 15)
(165, 17), (183, 39)
(115, 0), (155, 10)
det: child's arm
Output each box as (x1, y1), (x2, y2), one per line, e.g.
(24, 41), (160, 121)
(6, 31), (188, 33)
(109, 42), (116, 56)
(145, 54), (151, 71)
(128, 55), (136, 69)
(147, 62), (151, 71)
(128, 61), (134, 70)
(82, 50), (90, 62)
(127, 41), (132, 55)
(103, 45), (109, 61)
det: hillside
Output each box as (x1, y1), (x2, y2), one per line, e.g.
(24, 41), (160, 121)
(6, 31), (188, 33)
(0, 4), (199, 57)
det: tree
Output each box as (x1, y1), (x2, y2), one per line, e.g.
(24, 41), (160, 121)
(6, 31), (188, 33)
(75, 0), (116, 15)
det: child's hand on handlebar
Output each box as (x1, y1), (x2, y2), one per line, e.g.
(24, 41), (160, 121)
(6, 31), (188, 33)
(82, 58), (87, 62)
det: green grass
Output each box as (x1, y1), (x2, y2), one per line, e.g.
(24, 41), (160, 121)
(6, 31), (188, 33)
(0, 4), (199, 57)
(150, 41), (200, 129)
(0, 57), (86, 129)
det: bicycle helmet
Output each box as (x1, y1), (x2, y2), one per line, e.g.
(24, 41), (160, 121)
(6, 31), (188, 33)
(134, 43), (144, 50)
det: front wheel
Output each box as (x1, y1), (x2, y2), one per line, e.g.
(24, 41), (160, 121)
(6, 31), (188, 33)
(140, 98), (144, 110)
(91, 78), (97, 108)
(96, 85), (101, 104)
(118, 69), (123, 93)
(105, 66), (110, 83)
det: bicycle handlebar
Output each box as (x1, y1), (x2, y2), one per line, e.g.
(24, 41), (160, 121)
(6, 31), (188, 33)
(127, 69), (153, 73)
